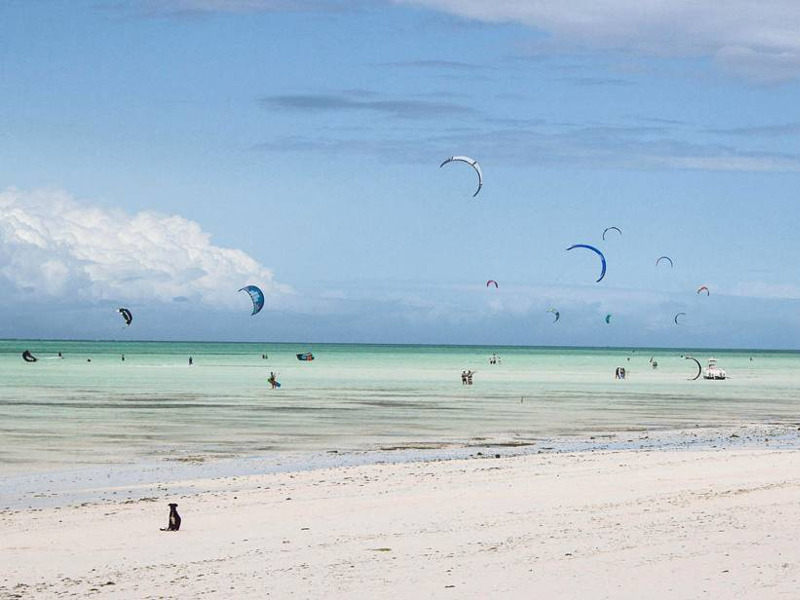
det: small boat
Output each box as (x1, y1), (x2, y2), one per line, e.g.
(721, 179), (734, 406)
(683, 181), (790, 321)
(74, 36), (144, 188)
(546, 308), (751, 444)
(703, 358), (727, 380)
(296, 352), (314, 361)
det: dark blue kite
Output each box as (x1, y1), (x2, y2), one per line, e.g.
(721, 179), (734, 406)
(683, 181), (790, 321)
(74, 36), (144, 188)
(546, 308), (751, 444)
(566, 244), (607, 283)
(239, 285), (265, 316)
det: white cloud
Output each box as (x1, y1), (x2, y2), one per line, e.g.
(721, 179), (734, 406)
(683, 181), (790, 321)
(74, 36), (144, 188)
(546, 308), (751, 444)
(396, 0), (800, 81)
(131, 0), (800, 81)
(0, 188), (288, 308)
(728, 281), (800, 300)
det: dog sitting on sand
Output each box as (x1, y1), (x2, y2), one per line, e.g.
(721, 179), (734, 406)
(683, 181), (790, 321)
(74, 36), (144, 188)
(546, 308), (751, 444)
(160, 503), (181, 531)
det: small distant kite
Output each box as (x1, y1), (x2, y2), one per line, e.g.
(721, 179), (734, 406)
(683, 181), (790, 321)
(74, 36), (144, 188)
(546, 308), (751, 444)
(566, 244), (607, 283)
(486, 280), (498, 288)
(685, 356), (702, 381)
(22, 350), (37, 363)
(656, 256), (674, 268)
(602, 226), (622, 240)
(440, 156), (483, 197)
(674, 312), (687, 325)
(117, 307), (133, 327)
(547, 308), (560, 323)
(697, 286), (710, 296)
(605, 314), (612, 324)
(239, 285), (265, 316)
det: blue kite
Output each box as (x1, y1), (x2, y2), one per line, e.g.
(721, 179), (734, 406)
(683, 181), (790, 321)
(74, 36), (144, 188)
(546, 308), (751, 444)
(566, 244), (607, 283)
(239, 285), (265, 316)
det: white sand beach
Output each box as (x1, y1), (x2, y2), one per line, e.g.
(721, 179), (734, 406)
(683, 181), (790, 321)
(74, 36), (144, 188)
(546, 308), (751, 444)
(4, 445), (800, 599)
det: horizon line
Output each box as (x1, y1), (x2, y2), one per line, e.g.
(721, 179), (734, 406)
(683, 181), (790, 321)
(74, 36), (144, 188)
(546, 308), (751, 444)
(0, 337), (796, 354)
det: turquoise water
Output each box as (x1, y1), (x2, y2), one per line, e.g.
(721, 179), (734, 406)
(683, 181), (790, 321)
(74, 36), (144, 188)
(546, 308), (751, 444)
(1, 340), (798, 475)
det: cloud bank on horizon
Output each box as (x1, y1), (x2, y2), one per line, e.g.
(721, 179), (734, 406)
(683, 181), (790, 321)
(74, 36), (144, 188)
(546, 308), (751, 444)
(0, 188), (286, 309)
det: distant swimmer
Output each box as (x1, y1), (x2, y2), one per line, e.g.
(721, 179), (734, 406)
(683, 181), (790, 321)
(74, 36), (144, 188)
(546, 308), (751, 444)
(58, 352), (63, 359)
(121, 354), (125, 362)
(87, 358), (91, 363)
(160, 503), (181, 532)
(189, 356), (193, 366)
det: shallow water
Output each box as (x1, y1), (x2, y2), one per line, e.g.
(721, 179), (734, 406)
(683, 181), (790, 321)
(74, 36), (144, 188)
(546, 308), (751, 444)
(1, 340), (798, 474)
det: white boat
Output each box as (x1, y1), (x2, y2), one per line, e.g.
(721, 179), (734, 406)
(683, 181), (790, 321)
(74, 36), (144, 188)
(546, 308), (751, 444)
(703, 358), (727, 380)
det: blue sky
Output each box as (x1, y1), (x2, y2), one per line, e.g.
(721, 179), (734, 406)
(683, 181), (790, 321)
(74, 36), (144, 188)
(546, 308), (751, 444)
(2, 0), (800, 347)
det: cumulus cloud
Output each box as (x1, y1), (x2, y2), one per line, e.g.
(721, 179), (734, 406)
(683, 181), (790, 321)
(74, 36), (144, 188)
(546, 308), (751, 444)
(0, 188), (286, 308)
(397, 0), (800, 82)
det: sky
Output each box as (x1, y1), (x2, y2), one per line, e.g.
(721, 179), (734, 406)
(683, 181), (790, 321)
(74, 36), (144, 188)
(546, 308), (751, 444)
(2, 0), (800, 347)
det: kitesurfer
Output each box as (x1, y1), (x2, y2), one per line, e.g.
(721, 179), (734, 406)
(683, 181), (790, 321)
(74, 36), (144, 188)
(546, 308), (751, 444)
(268, 371), (279, 389)
(189, 356), (193, 366)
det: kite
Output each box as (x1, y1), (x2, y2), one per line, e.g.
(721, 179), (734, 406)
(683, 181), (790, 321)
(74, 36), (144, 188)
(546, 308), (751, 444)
(547, 308), (560, 323)
(566, 244), (607, 283)
(605, 314), (612, 324)
(602, 226), (622, 240)
(117, 307), (133, 327)
(697, 286), (710, 296)
(685, 356), (702, 381)
(656, 256), (674, 268)
(22, 350), (37, 363)
(674, 312), (686, 324)
(440, 156), (483, 197)
(239, 285), (265, 316)
(486, 280), (498, 288)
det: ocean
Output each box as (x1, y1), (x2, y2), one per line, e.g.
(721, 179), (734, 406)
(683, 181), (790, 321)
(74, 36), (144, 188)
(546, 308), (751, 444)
(1, 340), (798, 477)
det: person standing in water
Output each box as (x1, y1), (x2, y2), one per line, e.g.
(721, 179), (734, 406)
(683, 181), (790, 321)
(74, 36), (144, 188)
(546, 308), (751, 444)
(188, 356), (193, 366)
(268, 371), (279, 389)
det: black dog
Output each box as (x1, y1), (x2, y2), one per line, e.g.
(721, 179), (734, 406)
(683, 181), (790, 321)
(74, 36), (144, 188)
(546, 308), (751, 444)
(160, 503), (181, 531)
